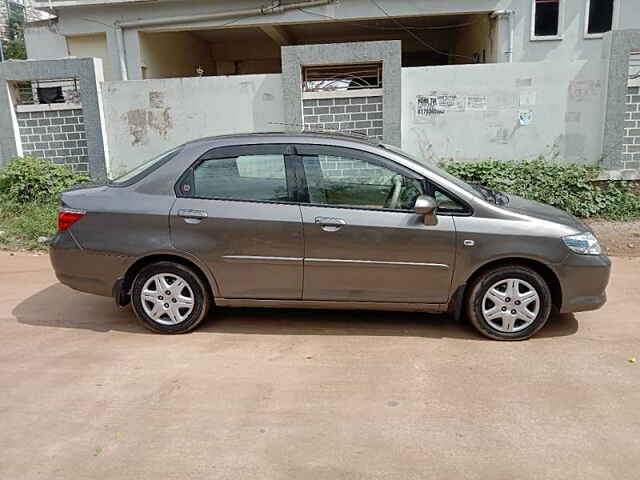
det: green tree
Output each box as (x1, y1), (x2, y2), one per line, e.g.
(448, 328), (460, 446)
(2, 2), (27, 60)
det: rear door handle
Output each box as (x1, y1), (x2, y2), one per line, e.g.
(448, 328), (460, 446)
(178, 209), (208, 221)
(315, 216), (346, 231)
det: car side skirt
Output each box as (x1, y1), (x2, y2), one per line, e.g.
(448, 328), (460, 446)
(215, 298), (445, 313)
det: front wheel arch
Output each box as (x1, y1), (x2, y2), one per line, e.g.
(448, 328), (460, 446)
(461, 257), (563, 312)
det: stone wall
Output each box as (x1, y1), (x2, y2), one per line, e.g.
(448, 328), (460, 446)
(302, 93), (384, 139)
(16, 106), (88, 172)
(623, 86), (640, 170)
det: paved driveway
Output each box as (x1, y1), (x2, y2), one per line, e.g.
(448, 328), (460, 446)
(1, 253), (639, 479)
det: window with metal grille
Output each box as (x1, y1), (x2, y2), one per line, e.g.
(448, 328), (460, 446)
(302, 63), (382, 92)
(629, 50), (640, 86)
(16, 78), (80, 105)
(586, 0), (614, 35)
(533, 0), (561, 37)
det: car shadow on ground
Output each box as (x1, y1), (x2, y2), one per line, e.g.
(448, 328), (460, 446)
(12, 283), (579, 340)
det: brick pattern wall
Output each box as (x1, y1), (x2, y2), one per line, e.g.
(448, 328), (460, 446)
(302, 95), (384, 139)
(624, 86), (640, 170)
(318, 156), (390, 181)
(17, 108), (89, 172)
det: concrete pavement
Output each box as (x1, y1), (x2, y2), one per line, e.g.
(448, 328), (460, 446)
(0, 253), (639, 479)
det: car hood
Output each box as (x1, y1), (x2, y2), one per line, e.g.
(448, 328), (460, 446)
(501, 194), (590, 232)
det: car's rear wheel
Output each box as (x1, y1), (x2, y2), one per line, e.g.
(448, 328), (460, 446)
(131, 261), (211, 334)
(466, 265), (552, 340)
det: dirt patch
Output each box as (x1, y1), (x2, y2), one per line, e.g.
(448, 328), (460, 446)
(588, 220), (640, 257)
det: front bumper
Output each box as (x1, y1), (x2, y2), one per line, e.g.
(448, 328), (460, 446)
(556, 253), (611, 313)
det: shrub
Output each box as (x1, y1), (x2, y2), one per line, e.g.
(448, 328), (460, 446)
(440, 158), (640, 220)
(0, 199), (59, 249)
(0, 156), (89, 203)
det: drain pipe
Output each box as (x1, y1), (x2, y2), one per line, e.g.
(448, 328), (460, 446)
(114, 0), (333, 80)
(115, 24), (128, 80)
(491, 9), (515, 63)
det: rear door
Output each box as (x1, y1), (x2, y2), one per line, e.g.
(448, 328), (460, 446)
(170, 144), (303, 300)
(294, 144), (457, 304)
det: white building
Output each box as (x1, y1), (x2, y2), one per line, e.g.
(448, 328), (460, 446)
(23, 0), (635, 81)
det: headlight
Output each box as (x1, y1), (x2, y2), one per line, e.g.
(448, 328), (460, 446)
(562, 232), (602, 255)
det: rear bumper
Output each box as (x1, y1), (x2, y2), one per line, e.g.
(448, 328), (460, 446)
(49, 231), (129, 298)
(557, 253), (611, 313)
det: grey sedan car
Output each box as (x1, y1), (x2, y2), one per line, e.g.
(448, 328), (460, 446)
(50, 132), (610, 340)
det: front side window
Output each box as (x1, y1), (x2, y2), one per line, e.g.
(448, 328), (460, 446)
(433, 188), (469, 214)
(586, 0), (614, 36)
(533, 0), (561, 38)
(192, 153), (289, 202)
(301, 153), (424, 210)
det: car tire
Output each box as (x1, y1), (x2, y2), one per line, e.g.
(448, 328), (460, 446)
(466, 265), (552, 341)
(131, 261), (211, 334)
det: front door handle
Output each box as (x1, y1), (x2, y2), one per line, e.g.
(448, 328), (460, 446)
(178, 209), (208, 223)
(315, 216), (346, 232)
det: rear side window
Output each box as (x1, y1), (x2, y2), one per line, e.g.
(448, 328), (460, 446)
(110, 146), (182, 186)
(192, 153), (289, 202)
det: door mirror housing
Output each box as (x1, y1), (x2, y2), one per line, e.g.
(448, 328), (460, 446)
(414, 195), (438, 225)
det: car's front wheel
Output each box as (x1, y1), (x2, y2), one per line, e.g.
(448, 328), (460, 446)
(466, 265), (552, 340)
(131, 261), (211, 334)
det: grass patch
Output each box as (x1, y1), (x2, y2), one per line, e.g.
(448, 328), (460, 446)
(0, 156), (88, 251)
(0, 200), (58, 250)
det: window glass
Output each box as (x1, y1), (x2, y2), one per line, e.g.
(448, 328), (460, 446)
(587, 0), (614, 34)
(302, 154), (424, 210)
(434, 189), (468, 213)
(534, 0), (560, 37)
(111, 146), (182, 185)
(193, 153), (288, 202)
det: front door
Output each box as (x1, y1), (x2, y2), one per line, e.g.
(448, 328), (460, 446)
(171, 144), (303, 300)
(295, 144), (456, 304)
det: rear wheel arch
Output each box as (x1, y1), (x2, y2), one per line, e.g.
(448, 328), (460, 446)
(462, 257), (562, 311)
(118, 253), (216, 305)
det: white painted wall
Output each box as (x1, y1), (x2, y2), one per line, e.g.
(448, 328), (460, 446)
(67, 33), (114, 81)
(138, 31), (215, 79)
(101, 74), (284, 177)
(25, 22), (68, 60)
(402, 60), (605, 164)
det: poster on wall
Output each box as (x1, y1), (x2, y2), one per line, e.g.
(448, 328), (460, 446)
(519, 91), (537, 107)
(416, 95), (445, 116)
(519, 110), (533, 126)
(466, 95), (488, 111)
(436, 94), (465, 111)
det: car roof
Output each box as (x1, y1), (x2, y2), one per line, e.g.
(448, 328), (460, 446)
(183, 130), (382, 149)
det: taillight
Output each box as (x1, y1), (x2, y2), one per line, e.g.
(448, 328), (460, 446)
(58, 208), (86, 231)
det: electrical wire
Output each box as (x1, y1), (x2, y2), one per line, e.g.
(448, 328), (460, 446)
(297, 6), (482, 31)
(368, 0), (475, 61)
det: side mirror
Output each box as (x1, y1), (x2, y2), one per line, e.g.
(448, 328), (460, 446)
(414, 195), (438, 225)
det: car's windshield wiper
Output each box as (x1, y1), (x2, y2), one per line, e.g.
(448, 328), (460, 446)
(471, 184), (496, 203)
(471, 184), (509, 206)
(494, 191), (509, 206)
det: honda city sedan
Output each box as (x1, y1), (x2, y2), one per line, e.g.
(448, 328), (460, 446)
(49, 132), (610, 340)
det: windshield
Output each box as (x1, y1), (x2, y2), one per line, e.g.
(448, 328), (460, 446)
(381, 144), (482, 199)
(110, 146), (183, 185)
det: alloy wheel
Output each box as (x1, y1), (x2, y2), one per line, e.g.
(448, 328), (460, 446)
(141, 273), (195, 325)
(481, 278), (540, 333)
